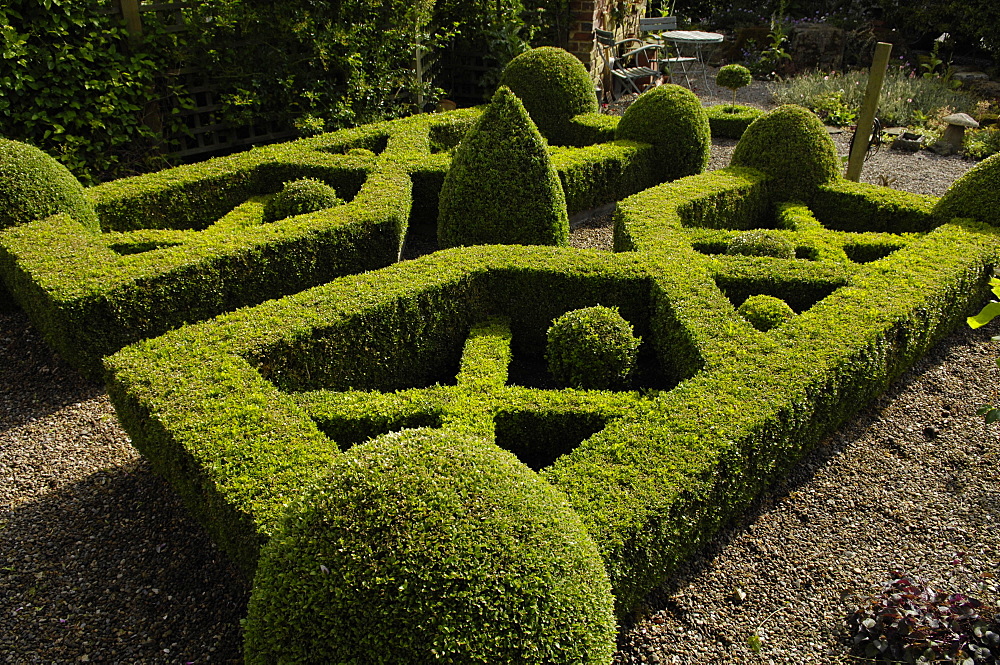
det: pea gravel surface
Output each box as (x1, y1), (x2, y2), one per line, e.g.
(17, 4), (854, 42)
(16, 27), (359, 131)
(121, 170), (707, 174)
(2, 78), (997, 663)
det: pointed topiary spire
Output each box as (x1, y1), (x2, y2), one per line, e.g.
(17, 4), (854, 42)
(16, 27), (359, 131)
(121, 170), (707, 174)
(437, 86), (569, 249)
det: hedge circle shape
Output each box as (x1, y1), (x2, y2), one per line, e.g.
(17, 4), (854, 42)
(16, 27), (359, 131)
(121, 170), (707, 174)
(499, 46), (598, 145)
(705, 104), (765, 139)
(731, 104), (841, 200)
(262, 178), (343, 223)
(438, 86), (569, 248)
(243, 427), (617, 664)
(546, 305), (641, 390)
(615, 84), (711, 182)
(737, 294), (797, 332)
(934, 151), (1000, 227)
(726, 229), (796, 259)
(0, 138), (99, 232)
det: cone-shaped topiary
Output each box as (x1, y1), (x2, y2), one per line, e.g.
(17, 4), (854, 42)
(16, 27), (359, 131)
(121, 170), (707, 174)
(615, 84), (711, 182)
(716, 64), (752, 106)
(262, 178), (343, 223)
(499, 47), (598, 146)
(934, 151), (1000, 226)
(546, 305), (641, 390)
(0, 138), (99, 232)
(244, 427), (617, 665)
(737, 294), (796, 332)
(438, 86), (569, 248)
(731, 105), (841, 201)
(726, 229), (796, 259)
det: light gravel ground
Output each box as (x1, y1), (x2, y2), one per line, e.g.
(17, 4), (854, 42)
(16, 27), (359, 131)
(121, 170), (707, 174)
(2, 75), (997, 663)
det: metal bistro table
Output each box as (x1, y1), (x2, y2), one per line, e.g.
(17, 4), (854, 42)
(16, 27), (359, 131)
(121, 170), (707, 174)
(660, 30), (724, 91)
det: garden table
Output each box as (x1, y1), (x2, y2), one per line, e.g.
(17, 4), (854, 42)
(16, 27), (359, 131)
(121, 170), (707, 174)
(660, 30), (724, 90)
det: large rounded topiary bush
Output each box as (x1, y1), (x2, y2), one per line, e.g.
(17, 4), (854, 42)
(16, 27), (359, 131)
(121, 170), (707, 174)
(244, 428), (617, 664)
(262, 178), (343, 223)
(726, 229), (796, 259)
(0, 138), (98, 232)
(438, 86), (569, 248)
(737, 294), (796, 332)
(731, 104), (841, 201)
(499, 46), (598, 146)
(934, 151), (1000, 226)
(615, 84), (711, 183)
(546, 305), (641, 390)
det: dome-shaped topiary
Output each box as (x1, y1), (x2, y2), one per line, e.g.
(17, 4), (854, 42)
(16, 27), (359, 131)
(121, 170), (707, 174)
(615, 84), (711, 183)
(934, 151), (1000, 226)
(546, 305), (641, 390)
(499, 47), (598, 146)
(731, 104), (841, 201)
(0, 138), (99, 232)
(726, 229), (796, 259)
(716, 64), (753, 105)
(737, 294), (796, 332)
(438, 86), (569, 248)
(244, 428), (617, 664)
(705, 104), (765, 139)
(262, 178), (343, 223)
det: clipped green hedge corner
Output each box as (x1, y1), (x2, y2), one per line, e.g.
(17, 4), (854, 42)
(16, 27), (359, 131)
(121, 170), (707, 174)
(499, 46), (599, 146)
(0, 138), (99, 232)
(705, 104), (765, 139)
(245, 427), (616, 664)
(438, 86), (568, 248)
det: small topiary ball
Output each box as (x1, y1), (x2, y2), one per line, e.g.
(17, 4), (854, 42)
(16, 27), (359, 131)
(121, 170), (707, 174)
(726, 230), (796, 259)
(934, 151), (1000, 226)
(499, 47), (598, 146)
(0, 138), (99, 232)
(737, 294), (796, 332)
(262, 178), (343, 223)
(615, 84), (711, 183)
(716, 64), (753, 93)
(546, 305), (641, 390)
(731, 104), (841, 201)
(438, 86), (569, 248)
(244, 428), (617, 664)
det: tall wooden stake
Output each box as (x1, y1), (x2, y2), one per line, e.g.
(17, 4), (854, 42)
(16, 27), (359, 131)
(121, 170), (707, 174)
(116, 0), (144, 44)
(846, 42), (892, 182)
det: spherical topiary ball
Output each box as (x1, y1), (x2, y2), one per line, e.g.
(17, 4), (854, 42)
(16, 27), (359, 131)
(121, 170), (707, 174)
(0, 138), (99, 232)
(934, 151), (1000, 226)
(726, 230), (796, 259)
(731, 104), (841, 201)
(262, 178), (343, 223)
(737, 294), (796, 332)
(499, 47), (598, 146)
(244, 428), (617, 665)
(615, 84), (711, 182)
(716, 64), (752, 96)
(546, 305), (641, 390)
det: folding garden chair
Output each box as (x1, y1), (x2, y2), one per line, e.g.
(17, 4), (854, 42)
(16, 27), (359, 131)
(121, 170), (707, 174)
(594, 28), (660, 102)
(638, 16), (697, 88)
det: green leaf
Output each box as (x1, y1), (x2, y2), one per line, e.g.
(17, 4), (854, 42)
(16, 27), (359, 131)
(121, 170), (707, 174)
(747, 632), (762, 653)
(968, 301), (1000, 329)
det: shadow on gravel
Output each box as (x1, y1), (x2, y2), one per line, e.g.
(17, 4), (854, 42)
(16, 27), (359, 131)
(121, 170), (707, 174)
(0, 460), (248, 663)
(0, 311), (103, 434)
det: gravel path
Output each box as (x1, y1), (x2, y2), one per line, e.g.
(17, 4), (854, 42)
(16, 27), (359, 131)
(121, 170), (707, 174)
(2, 79), (996, 663)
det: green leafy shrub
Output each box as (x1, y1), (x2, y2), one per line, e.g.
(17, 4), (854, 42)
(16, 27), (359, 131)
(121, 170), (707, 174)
(704, 104), (765, 139)
(499, 46), (598, 146)
(615, 84), (711, 182)
(716, 64), (752, 105)
(726, 229), (795, 258)
(934, 151), (1000, 227)
(262, 178), (344, 223)
(244, 427), (616, 664)
(965, 127), (1000, 161)
(731, 105), (841, 201)
(736, 294), (796, 331)
(438, 86), (569, 248)
(0, 138), (98, 232)
(546, 305), (641, 390)
(848, 571), (1000, 664)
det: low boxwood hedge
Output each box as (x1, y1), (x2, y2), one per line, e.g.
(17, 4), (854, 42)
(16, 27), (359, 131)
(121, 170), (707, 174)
(704, 104), (765, 139)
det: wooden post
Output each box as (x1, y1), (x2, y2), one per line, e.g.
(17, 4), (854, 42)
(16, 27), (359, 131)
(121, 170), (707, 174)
(846, 41), (892, 182)
(115, 0), (143, 43)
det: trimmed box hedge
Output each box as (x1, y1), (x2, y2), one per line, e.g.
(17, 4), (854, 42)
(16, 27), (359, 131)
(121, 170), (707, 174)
(105, 107), (999, 661)
(0, 106), (675, 379)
